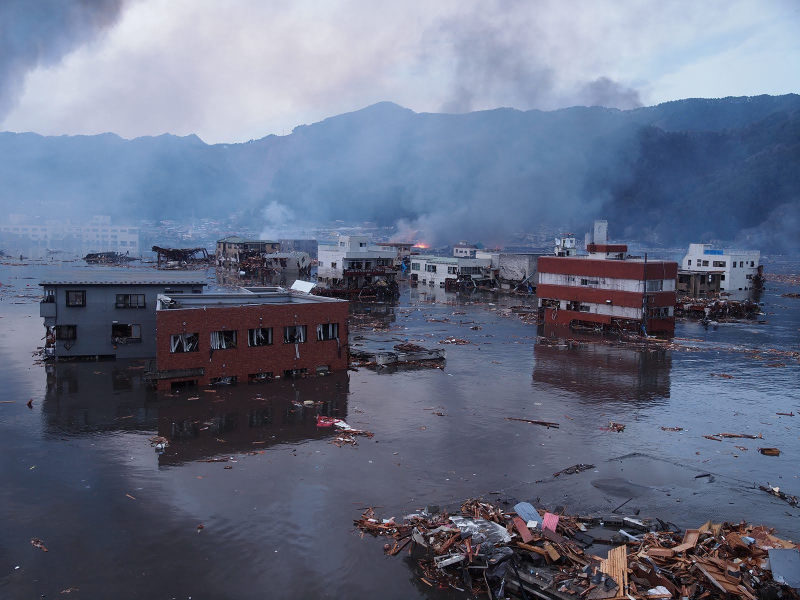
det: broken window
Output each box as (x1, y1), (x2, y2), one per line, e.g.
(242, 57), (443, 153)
(331, 262), (337, 268)
(579, 304), (591, 312)
(247, 372), (274, 384)
(284, 325), (307, 343)
(447, 266), (457, 274)
(116, 294), (146, 308)
(580, 278), (600, 286)
(210, 330), (237, 350)
(66, 290), (86, 307)
(170, 333), (199, 353)
(645, 280), (663, 292)
(316, 365), (330, 375)
(283, 368), (308, 379)
(111, 323), (141, 341)
(317, 323), (339, 341)
(55, 325), (77, 340)
(248, 327), (273, 346)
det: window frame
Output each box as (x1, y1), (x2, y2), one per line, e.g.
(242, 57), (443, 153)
(284, 325), (307, 344)
(317, 323), (339, 341)
(55, 325), (77, 340)
(170, 332), (199, 353)
(115, 293), (146, 309)
(248, 327), (273, 347)
(66, 290), (86, 307)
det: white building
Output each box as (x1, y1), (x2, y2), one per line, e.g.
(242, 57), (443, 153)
(0, 214), (139, 252)
(681, 243), (761, 292)
(453, 242), (478, 258)
(410, 255), (492, 288)
(317, 235), (398, 287)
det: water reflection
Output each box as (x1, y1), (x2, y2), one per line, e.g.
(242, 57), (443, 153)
(349, 300), (398, 329)
(43, 361), (350, 464)
(156, 372), (349, 465)
(533, 327), (672, 403)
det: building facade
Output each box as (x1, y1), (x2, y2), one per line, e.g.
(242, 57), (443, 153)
(681, 244), (761, 292)
(410, 255), (492, 288)
(216, 236), (280, 266)
(1, 214), (139, 252)
(153, 290), (348, 390)
(317, 235), (398, 289)
(453, 242), (478, 258)
(677, 270), (722, 296)
(537, 256), (678, 335)
(39, 275), (206, 359)
(279, 239), (319, 259)
(476, 251), (545, 290)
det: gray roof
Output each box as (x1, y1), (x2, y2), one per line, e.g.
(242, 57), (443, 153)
(158, 291), (344, 309)
(40, 270), (207, 286)
(217, 236), (278, 244)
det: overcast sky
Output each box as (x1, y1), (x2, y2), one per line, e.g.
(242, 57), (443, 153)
(1, 0), (798, 143)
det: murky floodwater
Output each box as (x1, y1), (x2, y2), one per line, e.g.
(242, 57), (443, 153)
(1, 259), (798, 599)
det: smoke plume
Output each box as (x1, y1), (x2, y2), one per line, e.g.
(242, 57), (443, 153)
(0, 0), (128, 118)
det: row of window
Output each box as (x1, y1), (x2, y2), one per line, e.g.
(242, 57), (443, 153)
(688, 259), (755, 268)
(60, 291), (197, 308)
(170, 323), (340, 353)
(53, 323), (142, 341)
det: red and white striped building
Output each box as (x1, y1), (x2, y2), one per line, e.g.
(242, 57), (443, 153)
(536, 247), (678, 335)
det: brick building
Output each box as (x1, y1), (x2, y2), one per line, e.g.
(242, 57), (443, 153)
(537, 255), (678, 335)
(153, 289), (348, 390)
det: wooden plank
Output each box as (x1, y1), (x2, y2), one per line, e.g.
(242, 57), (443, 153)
(647, 547), (676, 558)
(513, 516), (534, 543)
(599, 545), (628, 600)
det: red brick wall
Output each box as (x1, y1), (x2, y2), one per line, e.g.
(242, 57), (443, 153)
(155, 301), (349, 388)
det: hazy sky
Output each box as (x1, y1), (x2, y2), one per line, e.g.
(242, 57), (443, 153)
(1, 0), (798, 143)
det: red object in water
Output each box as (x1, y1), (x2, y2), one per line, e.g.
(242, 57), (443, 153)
(316, 416), (337, 428)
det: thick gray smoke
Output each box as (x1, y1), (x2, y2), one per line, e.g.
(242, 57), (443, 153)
(0, 0), (127, 118)
(425, 5), (641, 114)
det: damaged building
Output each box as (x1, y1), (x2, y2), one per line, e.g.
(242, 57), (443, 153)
(215, 236), (280, 268)
(39, 274), (206, 359)
(537, 222), (678, 335)
(316, 235), (399, 297)
(410, 255), (493, 290)
(152, 288), (348, 390)
(152, 246), (212, 269)
(681, 243), (763, 292)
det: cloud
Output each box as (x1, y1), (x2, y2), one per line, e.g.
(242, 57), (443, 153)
(0, 0), (797, 142)
(0, 0), (128, 118)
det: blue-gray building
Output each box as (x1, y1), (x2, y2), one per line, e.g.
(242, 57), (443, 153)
(40, 273), (206, 359)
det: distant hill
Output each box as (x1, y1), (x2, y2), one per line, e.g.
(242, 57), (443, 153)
(0, 94), (798, 251)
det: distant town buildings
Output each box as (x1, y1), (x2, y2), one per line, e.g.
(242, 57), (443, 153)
(681, 243), (761, 292)
(279, 239), (319, 259)
(1, 214), (139, 252)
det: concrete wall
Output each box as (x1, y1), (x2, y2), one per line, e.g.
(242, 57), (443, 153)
(43, 283), (200, 358)
(155, 301), (349, 389)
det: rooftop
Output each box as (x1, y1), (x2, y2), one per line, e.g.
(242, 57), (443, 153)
(157, 290), (344, 310)
(40, 271), (207, 286)
(216, 236), (278, 244)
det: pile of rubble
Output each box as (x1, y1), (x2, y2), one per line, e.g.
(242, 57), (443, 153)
(675, 298), (763, 321)
(355, 498), (800, 599)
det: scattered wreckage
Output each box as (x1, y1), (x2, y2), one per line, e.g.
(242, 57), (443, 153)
(675, 298), (763, 321)
(355, 497), (800, 599)
(350, 343), (446, 370)
(151, 245), (212, 269)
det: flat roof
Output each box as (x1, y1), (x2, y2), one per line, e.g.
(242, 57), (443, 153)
(40, 271), (207, 286)
(157, 291), (345, 310)
(216, 236), (278, 244)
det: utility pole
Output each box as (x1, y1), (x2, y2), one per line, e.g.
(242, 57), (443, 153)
(642, 252), (648, 337)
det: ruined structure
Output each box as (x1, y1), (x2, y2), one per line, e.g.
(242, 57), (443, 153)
(151, 246), (211, 269)
(152, 289), (348, 390)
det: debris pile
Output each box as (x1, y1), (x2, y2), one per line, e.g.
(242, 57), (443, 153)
(355, 498), (800, 598)
(675, 298), (762, 321)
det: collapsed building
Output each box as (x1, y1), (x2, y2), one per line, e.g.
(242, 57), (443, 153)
(215, 236), (280, 269)
(152, 288), (348, 390)
(151, 246), (212, 269)
(537, 221), (678, 335)
(236, 251), (312, 285)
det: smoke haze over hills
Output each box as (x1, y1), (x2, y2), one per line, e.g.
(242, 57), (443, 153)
(0, 95), (798, 252)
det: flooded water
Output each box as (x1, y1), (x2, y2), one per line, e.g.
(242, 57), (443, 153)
(1, 259), (799, 599)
